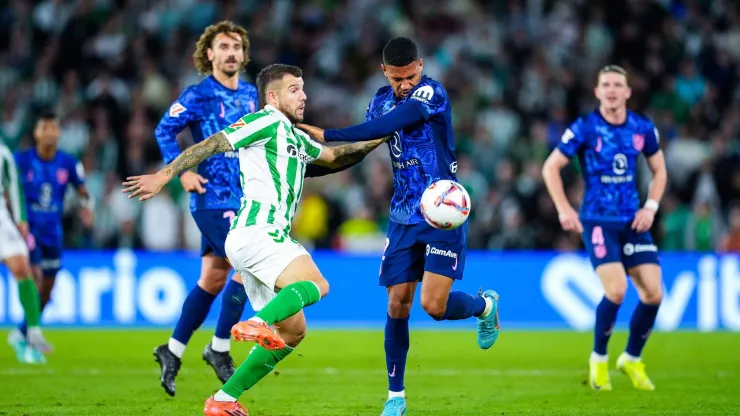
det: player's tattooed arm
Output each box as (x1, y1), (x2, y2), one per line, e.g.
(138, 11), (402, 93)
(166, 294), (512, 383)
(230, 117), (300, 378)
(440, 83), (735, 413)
(123, 132), (231, 201)
(316, 136), (389, 168)
(161, 133), (231, 179)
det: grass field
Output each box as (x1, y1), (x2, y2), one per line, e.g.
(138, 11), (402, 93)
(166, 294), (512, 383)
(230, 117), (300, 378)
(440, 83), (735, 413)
(1, 329), (739, 415)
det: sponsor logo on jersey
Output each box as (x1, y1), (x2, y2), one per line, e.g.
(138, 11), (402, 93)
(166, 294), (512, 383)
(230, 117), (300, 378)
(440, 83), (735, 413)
(612, 153), (627, 175)
(286, 144), (312, 163)
(228, 119), (246, 130)
(426, 244), (459, 270)
(623, 243), (658, 256)
(169, 103), (186, 117)
(410, 85), (435, 103)
(389, 131), (402, 159)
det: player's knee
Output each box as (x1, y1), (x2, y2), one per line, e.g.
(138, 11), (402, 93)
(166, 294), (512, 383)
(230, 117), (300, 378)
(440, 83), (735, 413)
(421, 298), (446, 321)
(198, 272), (228, 294)
(9, 262), (32, 280)
(310, 277), (329, 298)
(388, 292), (413, 318)
(641, 288), (663, 305)
(604, 286), (627, 304)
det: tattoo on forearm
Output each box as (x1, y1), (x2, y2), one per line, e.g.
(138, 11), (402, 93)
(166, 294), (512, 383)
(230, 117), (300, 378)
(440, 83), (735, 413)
(163, 133), (232, 178)
(332, 137), (387, 167)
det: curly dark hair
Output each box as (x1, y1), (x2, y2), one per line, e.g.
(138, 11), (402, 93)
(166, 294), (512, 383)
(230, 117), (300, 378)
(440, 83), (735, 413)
(193, 20), (250, 75)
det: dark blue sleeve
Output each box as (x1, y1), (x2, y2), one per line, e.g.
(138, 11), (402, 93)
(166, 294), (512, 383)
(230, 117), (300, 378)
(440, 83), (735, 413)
(155, 86), (203, 164)
(556, 118), (587, 159)
(305, 159), (363, 177)
(324, 100), (426, 142)
(69, 156), (85, 187)
(643, 124), (660, 157)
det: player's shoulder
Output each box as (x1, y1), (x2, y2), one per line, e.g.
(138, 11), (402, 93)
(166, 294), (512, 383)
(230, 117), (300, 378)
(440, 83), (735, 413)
(627, 110), (656, 129)
(56, 151), (79, 165)
(411, 76), (448, 101)
(14, 148), (31, 162)
(567, 110), (599, 133)
(238, 80), (258, 94)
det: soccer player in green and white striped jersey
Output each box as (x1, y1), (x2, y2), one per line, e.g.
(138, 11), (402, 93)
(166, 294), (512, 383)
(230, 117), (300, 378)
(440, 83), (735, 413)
(123, 64), (387, 415)
(0, 143), (51, 363)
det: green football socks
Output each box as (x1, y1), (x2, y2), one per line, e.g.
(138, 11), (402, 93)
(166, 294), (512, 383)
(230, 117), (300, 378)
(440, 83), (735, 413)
(220, 345), (294, 398)
(17, 278), (41, 327)
(255, 281), (322, 325)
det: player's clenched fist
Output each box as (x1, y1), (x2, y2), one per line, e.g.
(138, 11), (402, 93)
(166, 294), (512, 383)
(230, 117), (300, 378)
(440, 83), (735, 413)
(122, 173), (169, 201)
(558, 206), (583, 233)
(180, 171), (208, 194)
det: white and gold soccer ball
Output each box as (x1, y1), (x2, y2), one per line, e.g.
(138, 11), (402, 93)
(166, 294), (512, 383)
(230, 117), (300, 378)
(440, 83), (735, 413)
(420, 180), (471, 230)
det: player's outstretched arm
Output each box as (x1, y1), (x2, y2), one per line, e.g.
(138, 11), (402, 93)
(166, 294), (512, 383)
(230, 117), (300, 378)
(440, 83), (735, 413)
(542, 149), (583, 233)
(122, 133), (231, 201)
(297, 100), (426, 143)
(313, 137), (389, 169)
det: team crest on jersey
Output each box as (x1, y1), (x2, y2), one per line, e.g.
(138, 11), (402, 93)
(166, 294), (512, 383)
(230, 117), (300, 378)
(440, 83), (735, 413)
(633, 134), (644, 151)
(26, 170), (33, 182)
(57, 168), (68, 185)
(595, 136), (602, 153)
(169, 103), (186, 117)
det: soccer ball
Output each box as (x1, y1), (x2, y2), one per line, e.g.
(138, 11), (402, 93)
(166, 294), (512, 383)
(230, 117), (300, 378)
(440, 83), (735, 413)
(420, 180), (471, 230)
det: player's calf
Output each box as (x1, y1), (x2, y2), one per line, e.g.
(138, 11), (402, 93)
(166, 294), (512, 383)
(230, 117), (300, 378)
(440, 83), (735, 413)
(232, 255), (327, 350)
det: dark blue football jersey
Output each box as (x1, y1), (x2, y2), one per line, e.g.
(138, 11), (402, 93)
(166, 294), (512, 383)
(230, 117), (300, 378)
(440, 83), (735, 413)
(155, 75), (259, 212)
(365, 76), (458, 224)
(14, 149), (84, 247)
(557, 109), (660, 223)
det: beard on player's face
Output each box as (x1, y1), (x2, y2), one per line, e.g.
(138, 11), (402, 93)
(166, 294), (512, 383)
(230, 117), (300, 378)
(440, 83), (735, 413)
(213, 54), (242, 77)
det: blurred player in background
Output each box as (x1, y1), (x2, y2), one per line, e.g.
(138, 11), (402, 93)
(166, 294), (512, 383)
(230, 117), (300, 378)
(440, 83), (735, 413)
(124, 63), (388, 416)
(8, 111), (93, 359)
(1, 142), (50, 364)
(153, 21), (258, 396)
(297, 37), (500, 416)
(542, 65), (667, 392)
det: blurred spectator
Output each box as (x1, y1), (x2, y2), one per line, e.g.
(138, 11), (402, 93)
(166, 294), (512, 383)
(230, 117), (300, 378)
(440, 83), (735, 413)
(0, 0), (738, 252)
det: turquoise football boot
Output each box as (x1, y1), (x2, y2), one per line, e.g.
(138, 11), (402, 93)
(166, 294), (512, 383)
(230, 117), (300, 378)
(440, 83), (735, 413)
(381, 397), (407, 416)
(477, 290), (500, 349)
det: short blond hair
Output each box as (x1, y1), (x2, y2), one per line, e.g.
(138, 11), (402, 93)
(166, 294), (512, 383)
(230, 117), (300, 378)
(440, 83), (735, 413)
(597, 65), (629, 86)
(193, 21), (250, 75)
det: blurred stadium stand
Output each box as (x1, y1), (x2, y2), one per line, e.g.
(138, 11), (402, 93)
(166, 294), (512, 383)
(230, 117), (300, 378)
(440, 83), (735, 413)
(2, 0), (740, 253)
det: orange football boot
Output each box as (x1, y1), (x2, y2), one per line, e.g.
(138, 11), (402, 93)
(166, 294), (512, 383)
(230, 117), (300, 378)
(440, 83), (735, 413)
(231, 319), (286, 350)
(204, 396), (248, 416)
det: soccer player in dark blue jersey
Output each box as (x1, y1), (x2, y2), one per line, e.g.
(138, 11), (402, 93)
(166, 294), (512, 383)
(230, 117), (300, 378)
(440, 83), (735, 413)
(297, 37), (500, 416)
(152, 21), (259, 396)
(8, 111), (93, 360)
(542, 65), (667, 392)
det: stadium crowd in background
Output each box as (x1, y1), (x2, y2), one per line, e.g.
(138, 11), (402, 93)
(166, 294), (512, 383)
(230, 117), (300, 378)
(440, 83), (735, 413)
(1, 0), (740, 252)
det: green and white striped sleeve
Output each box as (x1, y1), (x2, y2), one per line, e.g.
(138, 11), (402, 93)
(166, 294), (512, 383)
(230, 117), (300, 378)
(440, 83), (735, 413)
(222, 111), (280, 150)
(0, 145), (26, 224)
(298, 132), (323, 161)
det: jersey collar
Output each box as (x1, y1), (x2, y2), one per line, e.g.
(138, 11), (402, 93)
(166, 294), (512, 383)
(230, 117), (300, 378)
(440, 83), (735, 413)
(264, 104), (293, 126)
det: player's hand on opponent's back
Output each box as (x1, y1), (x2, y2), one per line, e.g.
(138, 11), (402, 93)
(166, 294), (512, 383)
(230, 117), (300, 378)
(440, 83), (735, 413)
(558, 205), (583, 233)
(631, 207), (656, 233)
(295, 123), (325, 142)
(179, 171), (208, 194)
(122, 173), (169, 201)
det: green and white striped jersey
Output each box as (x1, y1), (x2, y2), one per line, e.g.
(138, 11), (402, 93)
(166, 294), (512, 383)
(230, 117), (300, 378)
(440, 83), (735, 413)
(0, 143), (26, 224)
(223, 105), (323, 235)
